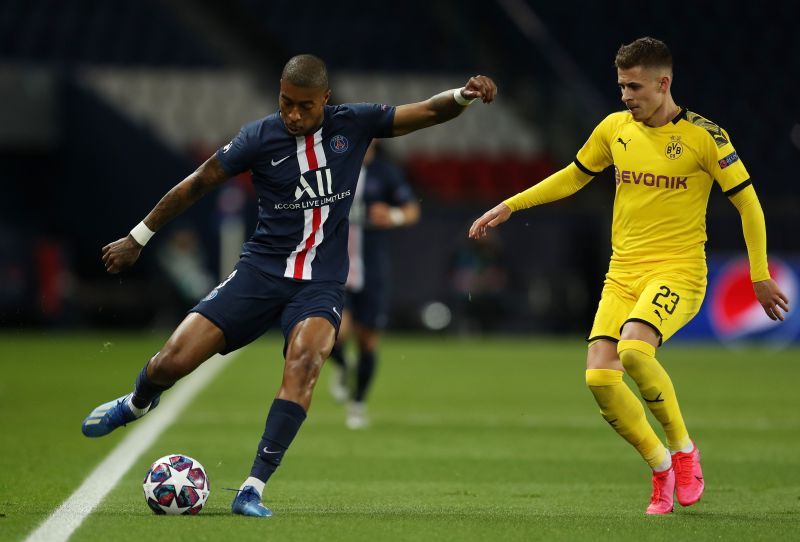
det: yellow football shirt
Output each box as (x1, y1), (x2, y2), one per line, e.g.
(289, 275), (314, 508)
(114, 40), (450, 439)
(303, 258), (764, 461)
(575, 108), (750, 270)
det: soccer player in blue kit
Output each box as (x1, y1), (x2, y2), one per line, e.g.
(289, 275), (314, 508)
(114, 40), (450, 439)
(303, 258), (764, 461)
(81, 54), (497, 517)
(327, 141), (421, 429)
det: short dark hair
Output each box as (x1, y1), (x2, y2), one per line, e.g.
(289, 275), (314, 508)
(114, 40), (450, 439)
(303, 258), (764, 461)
(281, 54), (329, 89)
(615, 37), (672, 71)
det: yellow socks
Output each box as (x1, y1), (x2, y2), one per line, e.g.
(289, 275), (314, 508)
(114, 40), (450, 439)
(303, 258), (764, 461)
(617, 340), (691, 452)
(586, 369), (669, 469)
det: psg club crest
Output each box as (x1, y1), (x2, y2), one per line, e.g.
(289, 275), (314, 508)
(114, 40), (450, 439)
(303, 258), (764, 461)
(330, 134), (349, 153)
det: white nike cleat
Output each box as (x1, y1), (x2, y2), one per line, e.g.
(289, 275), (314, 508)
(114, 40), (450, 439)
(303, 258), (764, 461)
(329, 365), (349, 403)
(346, 401), (369, 430)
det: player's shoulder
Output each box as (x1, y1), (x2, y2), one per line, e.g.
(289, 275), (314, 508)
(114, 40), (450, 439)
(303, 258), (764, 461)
(681, 109), (731, 148)
(241, 111), (282, 138)
(324, 103), (355, 121)
(605, 110), (634, 123)
(329, 102), (391, 118)
(597, 110), (635, 132)
(326, 103), (394, 136)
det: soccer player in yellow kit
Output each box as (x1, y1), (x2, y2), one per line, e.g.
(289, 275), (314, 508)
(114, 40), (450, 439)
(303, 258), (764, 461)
(469, 37), (790, 514)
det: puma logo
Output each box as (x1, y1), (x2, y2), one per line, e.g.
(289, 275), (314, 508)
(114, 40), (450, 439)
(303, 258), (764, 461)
(617, 137), (631, 151)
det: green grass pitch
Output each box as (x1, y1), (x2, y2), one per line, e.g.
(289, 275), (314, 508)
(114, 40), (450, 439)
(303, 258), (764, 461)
(2, 333), (799, 541)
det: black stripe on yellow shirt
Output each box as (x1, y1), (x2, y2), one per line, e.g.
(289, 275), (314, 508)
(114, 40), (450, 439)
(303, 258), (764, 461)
(574, 158), (600, 176)
(724, 178), (752, 197)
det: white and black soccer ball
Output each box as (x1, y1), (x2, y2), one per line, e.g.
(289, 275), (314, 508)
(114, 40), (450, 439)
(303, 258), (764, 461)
(142, 454), (210, 515)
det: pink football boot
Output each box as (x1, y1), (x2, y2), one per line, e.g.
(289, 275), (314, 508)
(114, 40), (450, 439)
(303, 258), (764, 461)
(646, 467), (675, 515)
(672, 442), (704, 506)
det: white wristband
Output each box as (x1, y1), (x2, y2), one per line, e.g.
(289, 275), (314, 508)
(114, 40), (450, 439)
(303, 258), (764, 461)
(453, 87), (476, 106)
(130, 221), (155, 246)
(389, 208), (406, 226)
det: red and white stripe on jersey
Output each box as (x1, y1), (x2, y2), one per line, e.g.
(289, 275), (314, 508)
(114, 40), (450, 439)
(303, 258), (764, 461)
(285, 205), (331, 280)
(285, 127), (330, 280)
(295, 127), (327, 172)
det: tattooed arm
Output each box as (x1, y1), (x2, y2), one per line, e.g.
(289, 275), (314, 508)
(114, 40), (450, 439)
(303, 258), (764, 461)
(391, 75), (497, 137)
(101, 155), (230, 274)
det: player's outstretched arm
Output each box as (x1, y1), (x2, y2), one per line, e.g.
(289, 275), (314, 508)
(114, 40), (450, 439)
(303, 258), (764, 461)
(728, 183), (790, 320)
(101, 155), (229, 274)
(391, 75), (497, 137)
(469, 162), (594, 239)
(469, 203), (512, 239)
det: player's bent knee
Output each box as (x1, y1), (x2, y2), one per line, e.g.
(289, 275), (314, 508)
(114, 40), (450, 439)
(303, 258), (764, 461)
(620, 321), (660, 344)
(617, 339), (655, 371)
(284, 349), (325, 386)
(586, 339), (623, 371)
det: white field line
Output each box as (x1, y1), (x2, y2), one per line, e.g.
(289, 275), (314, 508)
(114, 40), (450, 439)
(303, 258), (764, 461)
(24, 351), (240, 542)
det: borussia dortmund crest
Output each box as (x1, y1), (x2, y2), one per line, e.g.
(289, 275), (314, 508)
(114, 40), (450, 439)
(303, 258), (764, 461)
(665, 135), (683, 160)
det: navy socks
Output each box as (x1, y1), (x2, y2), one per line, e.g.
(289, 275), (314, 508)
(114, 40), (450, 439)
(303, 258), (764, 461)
(131, 360), (171, 409)
(354, 350), (376, 403)
(328, 343), (346, 368)
(249, 399), (307, 483)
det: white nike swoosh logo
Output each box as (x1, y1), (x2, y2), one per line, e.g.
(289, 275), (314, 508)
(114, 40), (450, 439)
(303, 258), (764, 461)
(262, 447), (281, 454)
(332, 307), (341, 318)
(271, 155), (291, 166)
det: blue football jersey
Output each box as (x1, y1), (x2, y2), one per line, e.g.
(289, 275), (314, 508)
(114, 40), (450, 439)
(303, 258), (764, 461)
(346, 156), (416, 292)
(216, 103), (396, 283)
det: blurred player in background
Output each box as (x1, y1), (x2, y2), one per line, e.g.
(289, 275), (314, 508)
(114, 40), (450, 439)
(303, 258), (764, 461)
(470, 37), (789, 515)
(82, 54), (496, 518)
(327, 140), (420, 429)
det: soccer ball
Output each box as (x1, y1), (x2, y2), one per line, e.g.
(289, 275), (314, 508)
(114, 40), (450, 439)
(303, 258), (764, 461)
(142, 454), (210, 515)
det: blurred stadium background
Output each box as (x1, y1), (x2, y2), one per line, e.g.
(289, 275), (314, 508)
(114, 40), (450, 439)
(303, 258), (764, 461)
(1, 0), (799, 339)
(3, 3), (800, 541)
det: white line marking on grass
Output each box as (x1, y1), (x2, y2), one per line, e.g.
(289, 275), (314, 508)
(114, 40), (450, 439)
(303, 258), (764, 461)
(25, 351), (240, 542)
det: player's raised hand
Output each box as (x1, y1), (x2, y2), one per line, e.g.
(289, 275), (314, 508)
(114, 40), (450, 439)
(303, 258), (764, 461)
(461, 75), (497, 104)
(101, 235), (143, 274)
(469, 203), (512, 239)
(753, 278), (790, 321)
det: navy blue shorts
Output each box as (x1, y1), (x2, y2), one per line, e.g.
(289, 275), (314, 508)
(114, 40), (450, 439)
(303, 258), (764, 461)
(191, 261), (344, 355)
(346, 279), (388, 330)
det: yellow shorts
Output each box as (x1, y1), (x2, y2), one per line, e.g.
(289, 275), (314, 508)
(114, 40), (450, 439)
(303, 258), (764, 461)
(587, 264), (706, 345)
